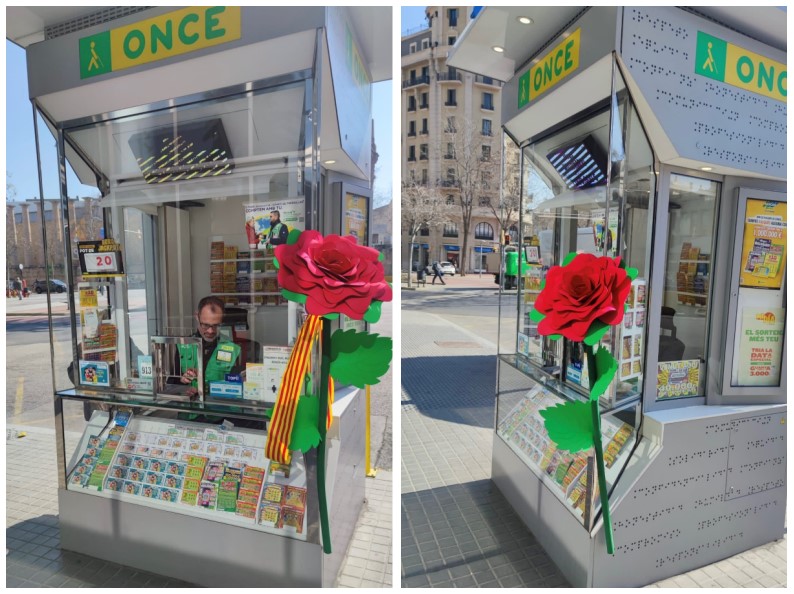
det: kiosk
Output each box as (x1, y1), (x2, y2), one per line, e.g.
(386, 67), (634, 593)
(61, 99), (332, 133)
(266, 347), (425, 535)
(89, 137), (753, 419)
(449, 6), (786, 587)
(12, 6), (390, 587)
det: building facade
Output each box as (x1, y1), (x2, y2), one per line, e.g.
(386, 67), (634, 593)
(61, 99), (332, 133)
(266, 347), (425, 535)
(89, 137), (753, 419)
(401, 6), (506, 273)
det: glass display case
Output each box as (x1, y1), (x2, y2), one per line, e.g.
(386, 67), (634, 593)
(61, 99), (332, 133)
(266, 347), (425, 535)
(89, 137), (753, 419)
(495, 59), (655, 528)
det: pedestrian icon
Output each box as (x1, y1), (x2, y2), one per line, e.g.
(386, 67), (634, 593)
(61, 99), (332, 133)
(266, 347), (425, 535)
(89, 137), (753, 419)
(702, 42), (717, 75)
(88, 41), (103, 72)
(79, 32), (112, 79)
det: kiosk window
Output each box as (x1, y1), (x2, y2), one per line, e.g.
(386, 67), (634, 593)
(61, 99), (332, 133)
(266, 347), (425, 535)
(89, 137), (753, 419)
(656, 174), (719, 400)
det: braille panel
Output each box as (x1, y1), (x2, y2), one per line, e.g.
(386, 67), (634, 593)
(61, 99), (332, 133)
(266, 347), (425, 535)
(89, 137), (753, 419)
(621, 7), (786, 178)
(590, 407), (785, 587)
(725, 412), (787, 500)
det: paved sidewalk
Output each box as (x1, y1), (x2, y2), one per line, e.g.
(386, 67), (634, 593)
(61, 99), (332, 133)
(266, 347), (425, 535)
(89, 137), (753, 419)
(6, 425), (391, 587)
(400, 307), (787, 588)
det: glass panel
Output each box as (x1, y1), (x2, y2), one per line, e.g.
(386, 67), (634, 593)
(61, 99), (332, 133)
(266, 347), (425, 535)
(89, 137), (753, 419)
(496, 356), (638, 528)
(497, 60), (652, 527)
(730, 196), (786, 388)
(656, 174), (719, 400)
(59, 80), (308, 402)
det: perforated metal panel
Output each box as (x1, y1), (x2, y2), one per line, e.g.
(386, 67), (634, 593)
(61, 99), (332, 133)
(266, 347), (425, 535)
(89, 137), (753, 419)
(44, 7), (153, 40)
(591, 406), (786, 587)
(620, 7), (786, 178)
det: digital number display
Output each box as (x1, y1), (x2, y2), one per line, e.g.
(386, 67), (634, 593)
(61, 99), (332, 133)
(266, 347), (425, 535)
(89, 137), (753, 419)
(85, 253), (119, 273)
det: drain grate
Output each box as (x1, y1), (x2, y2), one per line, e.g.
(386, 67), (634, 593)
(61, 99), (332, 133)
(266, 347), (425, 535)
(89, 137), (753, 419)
(434, 341), (481, 348)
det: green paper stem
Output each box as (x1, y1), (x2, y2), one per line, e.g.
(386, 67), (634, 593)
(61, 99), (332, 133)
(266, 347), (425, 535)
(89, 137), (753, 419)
(318, 319), (332, 554)
(585, 343), (615, 555)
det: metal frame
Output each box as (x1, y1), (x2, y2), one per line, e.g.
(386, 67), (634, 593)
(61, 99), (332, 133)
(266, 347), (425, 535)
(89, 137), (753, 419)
(718, 187), (787, 401)
(643, 164), (724, 413)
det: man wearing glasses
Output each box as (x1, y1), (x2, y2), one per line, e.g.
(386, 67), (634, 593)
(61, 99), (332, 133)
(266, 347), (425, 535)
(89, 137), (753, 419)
(177, 296), (242, 398)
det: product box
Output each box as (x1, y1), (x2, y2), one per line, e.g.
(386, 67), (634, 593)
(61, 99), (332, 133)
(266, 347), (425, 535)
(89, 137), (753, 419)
(209, 381), (244, 399)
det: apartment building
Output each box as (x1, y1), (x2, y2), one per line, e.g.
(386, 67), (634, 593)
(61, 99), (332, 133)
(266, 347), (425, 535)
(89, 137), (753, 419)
(401, 6), (505, 273)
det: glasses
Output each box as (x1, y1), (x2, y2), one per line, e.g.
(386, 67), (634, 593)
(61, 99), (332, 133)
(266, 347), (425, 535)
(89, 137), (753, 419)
(197, 320), (221, 331)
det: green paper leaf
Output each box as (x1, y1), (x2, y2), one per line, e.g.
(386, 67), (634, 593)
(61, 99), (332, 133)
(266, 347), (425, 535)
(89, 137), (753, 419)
(273, 258), (280, 270)
(287, 229), (302, 245)
(548, 334), (562, 341)
(281, 289), (307, 304)
(583, 320), (610, 346)
(626, 267), (639, 281)
(378, 252), (384, 262)
(590, 346), (618, 401)
(323, 313), (340, 320)
(289, 395), (322, 453)
(529, 308), (545, 323)
(539, 400), (595, 453)
(540, 280), (546, 290)
(363, 300), (382, 324)
(264, 407), (274, 419)
(562, 252), (578, 266)
(330, 329), (393, 388)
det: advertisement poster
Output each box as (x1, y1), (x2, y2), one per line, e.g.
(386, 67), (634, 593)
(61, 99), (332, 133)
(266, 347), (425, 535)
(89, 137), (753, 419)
(736, 308), (785, 387)
(657, 360), (700, 399)
(244, 199), (305, 250)
(619, 279), (646, 381)
(591, 208), (619, 258)
(262, 346), (292, 402)
(343, 193), (369, 246)
(739, 199), (787, 289)
(79, 360), (110, 387)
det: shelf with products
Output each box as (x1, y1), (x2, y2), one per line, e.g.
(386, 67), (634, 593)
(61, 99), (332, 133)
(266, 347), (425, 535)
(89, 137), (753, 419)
(496, 380), (636, 524)
(675, 243), (710, 306)
(66, 411), (308, 539)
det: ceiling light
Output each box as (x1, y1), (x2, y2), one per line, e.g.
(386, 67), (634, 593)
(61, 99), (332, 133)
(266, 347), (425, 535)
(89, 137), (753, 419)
(700, 166), (712, 171)
(492, 45), (505, 53)
(324, 160), (336, 165)
(517, 16), (533, 25)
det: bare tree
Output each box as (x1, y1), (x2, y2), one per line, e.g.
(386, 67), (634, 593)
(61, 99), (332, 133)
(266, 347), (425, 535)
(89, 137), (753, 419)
(487, 138), (522, 243)
(401, 181), (454, 288)
(441, 118), (501, 275)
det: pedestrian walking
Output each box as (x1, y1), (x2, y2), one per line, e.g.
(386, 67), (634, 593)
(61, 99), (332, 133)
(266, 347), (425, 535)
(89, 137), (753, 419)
(431, 261), (446, 285)
(13, 277), (23, 300)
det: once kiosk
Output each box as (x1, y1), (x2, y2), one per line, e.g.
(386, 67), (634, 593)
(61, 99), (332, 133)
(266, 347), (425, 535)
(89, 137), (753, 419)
(449, 6), (786, 588)
(11, 6), (390, 588)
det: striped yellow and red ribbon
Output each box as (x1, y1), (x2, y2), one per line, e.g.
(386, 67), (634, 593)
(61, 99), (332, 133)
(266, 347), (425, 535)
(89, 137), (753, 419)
(266, 314), (334, 464)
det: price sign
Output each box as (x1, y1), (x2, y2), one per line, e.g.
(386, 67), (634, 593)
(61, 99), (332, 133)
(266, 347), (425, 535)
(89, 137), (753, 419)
(85, 252), (119, 273)
(78, 240), (125, 276)
(138, 355), (153, 379)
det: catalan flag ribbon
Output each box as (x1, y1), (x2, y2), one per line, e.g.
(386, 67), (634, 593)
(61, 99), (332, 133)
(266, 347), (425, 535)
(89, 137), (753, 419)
(265, 314), (333, 464)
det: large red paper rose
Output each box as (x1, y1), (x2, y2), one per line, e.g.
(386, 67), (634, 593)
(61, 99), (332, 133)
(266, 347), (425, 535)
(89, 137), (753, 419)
(534, 253), (631, 342)
(275, 231), (392, 319)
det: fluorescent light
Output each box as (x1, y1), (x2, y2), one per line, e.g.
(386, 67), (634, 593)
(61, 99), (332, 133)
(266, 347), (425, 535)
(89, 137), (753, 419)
(492, 45), (505, 53)
(517, 16), (533, 25)
(324, 160), (336, 165)
(701, 166), (712, 171)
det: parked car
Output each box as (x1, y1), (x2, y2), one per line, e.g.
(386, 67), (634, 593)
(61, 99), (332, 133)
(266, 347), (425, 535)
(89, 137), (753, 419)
(34, 278), (67, 294)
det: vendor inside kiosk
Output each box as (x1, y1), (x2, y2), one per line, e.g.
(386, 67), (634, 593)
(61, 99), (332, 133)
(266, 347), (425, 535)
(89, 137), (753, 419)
(449, 6), (786, 588)
(14, 6), (390, 588)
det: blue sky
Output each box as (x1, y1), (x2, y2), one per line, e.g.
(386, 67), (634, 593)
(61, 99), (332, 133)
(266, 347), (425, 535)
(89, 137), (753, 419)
(6, 40), (392, 205)
(402, 6), (428, 35)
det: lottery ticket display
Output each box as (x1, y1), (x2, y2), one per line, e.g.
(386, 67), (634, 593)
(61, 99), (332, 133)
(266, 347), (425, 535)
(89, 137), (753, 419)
(619, 278), (646, 382)
(67, 414), (308, 539)
(497, 386), (634, 521)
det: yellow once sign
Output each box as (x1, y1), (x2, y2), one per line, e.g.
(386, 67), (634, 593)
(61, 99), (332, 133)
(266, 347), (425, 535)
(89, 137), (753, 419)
(110, 6), (241, 72)
(527, 28), (581, 104)
(724, 44), (787, 103)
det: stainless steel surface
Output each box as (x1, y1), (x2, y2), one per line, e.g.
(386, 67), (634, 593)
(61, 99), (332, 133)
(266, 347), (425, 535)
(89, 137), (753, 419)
(58, 488), (324, 587)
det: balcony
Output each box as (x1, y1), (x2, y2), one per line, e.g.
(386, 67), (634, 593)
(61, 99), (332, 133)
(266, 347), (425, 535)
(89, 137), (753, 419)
(407, 130), (416, 137)
(407, 104), (417, 112)
(419, 128), (429, 136)
(441, 180), (460, 188)
(444, 101), (458, 107)
(443, 154), (455, 160)
(402, 75), (430, 89)
(419, 102), (429, 110)
(481, 130), (493, 136)
(437, 72), (462, 83)
(481, 103), (495, 111)
(474, 74), (502, 87)
(444, 127), (457, 134)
